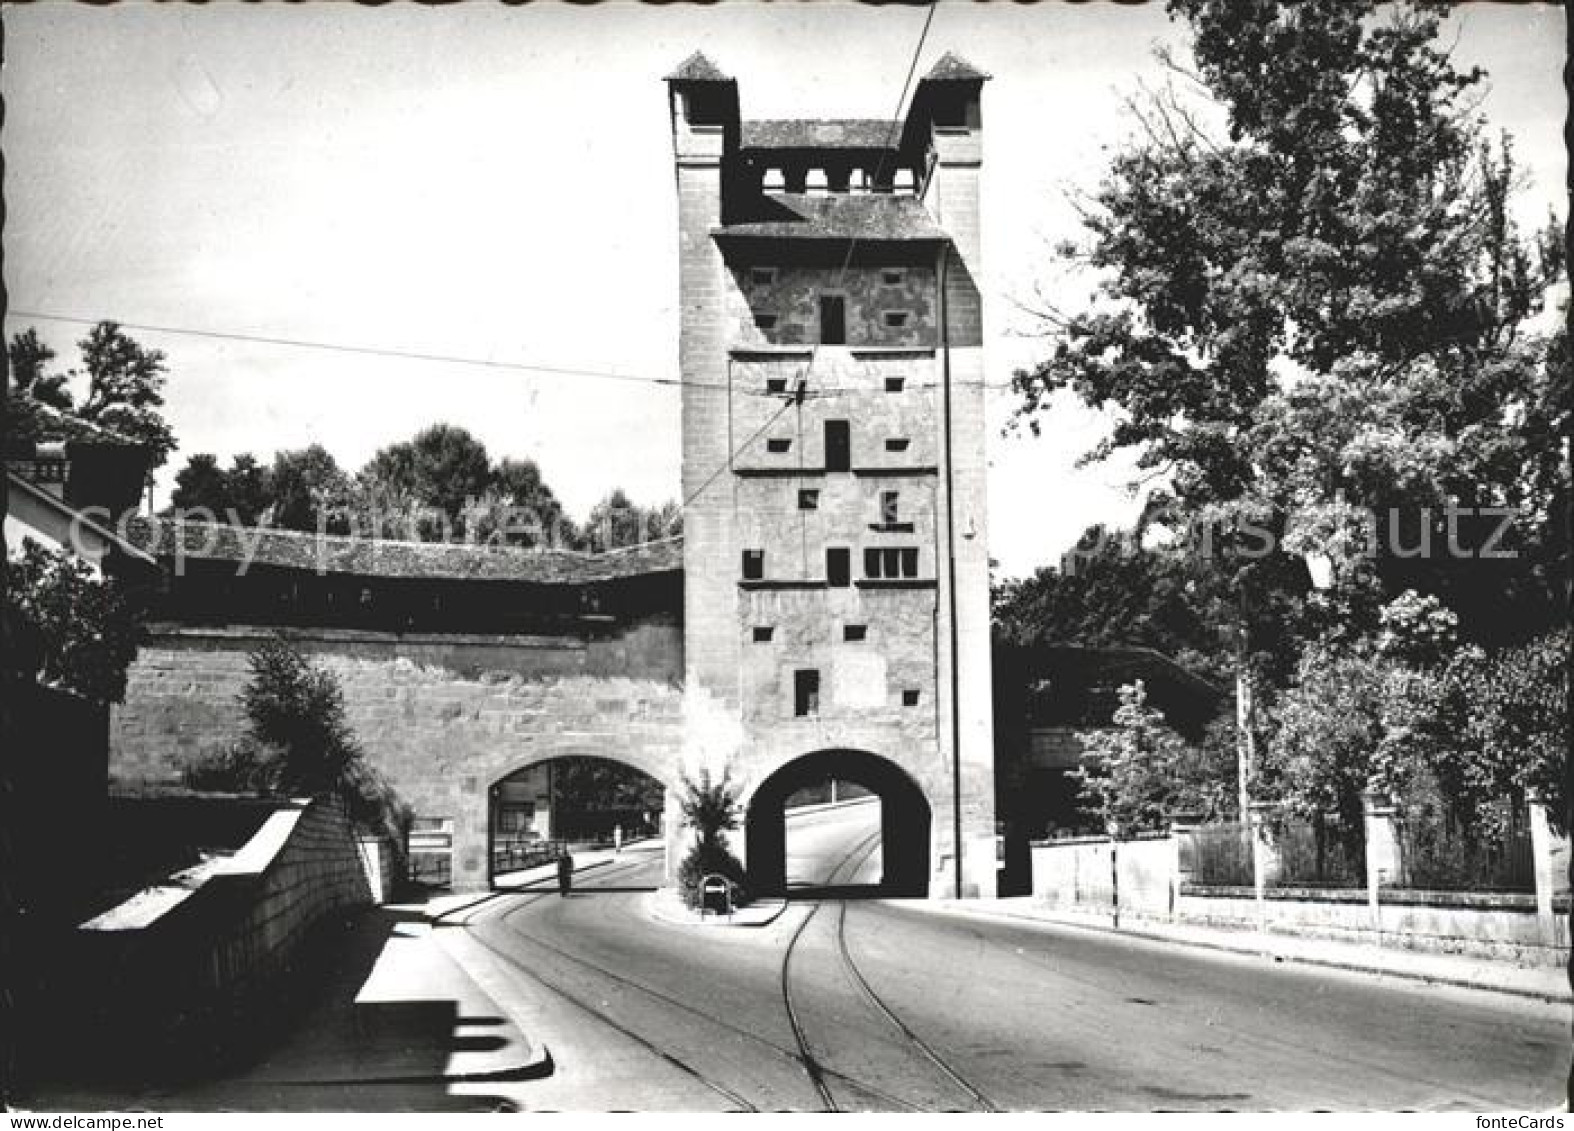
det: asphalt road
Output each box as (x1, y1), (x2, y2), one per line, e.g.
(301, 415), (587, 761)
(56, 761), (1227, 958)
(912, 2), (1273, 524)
(451, 803), (1569, 1112)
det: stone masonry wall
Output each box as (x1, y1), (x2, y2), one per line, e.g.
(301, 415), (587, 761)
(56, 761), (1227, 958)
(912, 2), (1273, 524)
(111, 622), (686, 890)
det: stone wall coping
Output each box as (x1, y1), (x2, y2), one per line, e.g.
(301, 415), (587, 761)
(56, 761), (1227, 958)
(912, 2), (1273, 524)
(1178, 881), (1538, 913)
(218, 801), (309, 877)
(1378, 887), (1538, 912)
(1030, 835), (1113, 849)
(143, 623), (594, 650)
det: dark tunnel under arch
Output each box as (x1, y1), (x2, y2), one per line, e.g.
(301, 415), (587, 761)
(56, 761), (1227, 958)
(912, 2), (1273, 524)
(745, 748), (932, 897)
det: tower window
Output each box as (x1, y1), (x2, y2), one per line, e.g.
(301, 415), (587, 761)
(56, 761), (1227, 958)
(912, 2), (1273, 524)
(885, 437), (911, 452)
(819, 295), (846, 345)
(742, 549), (765, 580)
(794, 669), (821, 717)
(766, 438), (792, 454)
(766, 377), (788, 395)
(882, 268), (905, 285)
(798, 489), (820, 511)
(753, 626), (775, 643)
(843, 624), (868, 642)
(881, 491), (900, 525)
(885, 376), (906, 393)
(826, 547), (850, 587)
(864, 546), (920, 579)
(902, 689), (921, 707)
(825, 420), (850, 472)
(882, 311), (909, 329)
(751, 266), (777, 287)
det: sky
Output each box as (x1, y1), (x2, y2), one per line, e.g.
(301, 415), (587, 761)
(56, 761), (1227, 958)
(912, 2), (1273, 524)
(2, 1), (1565, 578)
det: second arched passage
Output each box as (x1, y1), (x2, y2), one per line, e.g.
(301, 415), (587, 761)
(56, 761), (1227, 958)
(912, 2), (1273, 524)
(745, 748), (932, 897)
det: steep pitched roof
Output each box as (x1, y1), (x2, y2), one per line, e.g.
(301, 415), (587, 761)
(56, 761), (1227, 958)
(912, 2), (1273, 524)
(6, 471), (157, 566)
(740, 119), (900, 151)
(123, 517), (684, 584)
(7, 397), (143, 448)
(922, 51), (990, 82)
(665, 51), (733, 83)
(714, 192), (947, 242)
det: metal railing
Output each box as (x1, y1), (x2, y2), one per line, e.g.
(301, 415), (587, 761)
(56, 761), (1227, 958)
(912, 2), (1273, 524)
(1187, 821), (1253, 887)
(491, 837), (569, 877)
(1396, 809), (1535, 893)
(1273, 817), (1364, 889)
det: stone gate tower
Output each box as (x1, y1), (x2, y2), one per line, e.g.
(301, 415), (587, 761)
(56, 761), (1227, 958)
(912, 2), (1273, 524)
(666, 51), (996, 897)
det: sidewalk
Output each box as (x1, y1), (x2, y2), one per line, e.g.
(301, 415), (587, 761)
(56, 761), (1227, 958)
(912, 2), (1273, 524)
(912, 897), (1573, 1004)
(20, 904), (549, 1112)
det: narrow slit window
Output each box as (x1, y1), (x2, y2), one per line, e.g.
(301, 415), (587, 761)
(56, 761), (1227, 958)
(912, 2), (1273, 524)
(742, 549), (764, 580)
(881, 491), (901, 525)
(825, 420), (850, 472)
(766, 377), (788, 395)
(885, 376), (906, 393)
(843, 624), (868, 642)
(755, 313), (778, 331)
(750, 266), (777, 287)
(882, 311), (909, 329)
(798, 489), (820, 511)
(885, 437), (911, 452)
(882, 268), (905, 285)
(752, 626), (775, 643)
(766, 437), (792, 454)
(826, 547), (850, 588)
(819, 295), (846, 345)
(794, 669), (821, 717)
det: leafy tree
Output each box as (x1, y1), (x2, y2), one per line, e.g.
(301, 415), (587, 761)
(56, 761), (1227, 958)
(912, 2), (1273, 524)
(552, 757), (664, 820)
(490, 457), (573, 546)
(178, 637), (406, 839)
(167, 452), (272, 525)
(581, 489), (682, 552)
(675, 767), (747, 908)
(6, 322), (177, 467)
(360, 424), (494, 532)
(993, 523), (1232, 685)
(268, 444), (353, 532)
(6, 328), (72, 411)
(5, 539), (146, 703)
(75, 322), (178, 466)
(1012, 0), (1567, 650)
(240, 638), (360, 796)
(1453, 632), (1568, 836)
(1074, 681), (1235, 834)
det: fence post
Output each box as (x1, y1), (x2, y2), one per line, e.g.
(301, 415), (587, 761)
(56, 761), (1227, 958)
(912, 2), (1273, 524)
(1527, 790), (1570, 949)
(1248, 802), (1280, 933)
(1169, 812), (1202, 922)
(1362, 790), (1402, 940)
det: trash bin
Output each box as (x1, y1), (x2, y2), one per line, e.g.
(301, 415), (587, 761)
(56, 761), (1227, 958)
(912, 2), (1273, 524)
(700, 874), (732, 916)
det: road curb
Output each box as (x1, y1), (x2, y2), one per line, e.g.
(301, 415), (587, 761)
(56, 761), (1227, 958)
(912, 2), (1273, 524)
(645, 889), (789, 928)
(908, 900), (1573, 1005)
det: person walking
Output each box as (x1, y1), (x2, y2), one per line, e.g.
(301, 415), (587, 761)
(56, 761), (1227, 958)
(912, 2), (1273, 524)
(613, 824), (623, 855)
(557, 851), (574, 897)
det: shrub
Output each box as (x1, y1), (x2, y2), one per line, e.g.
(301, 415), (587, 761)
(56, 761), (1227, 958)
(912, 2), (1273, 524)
(7, 538), (145, 703)
(1075, 681), (1235, 834)
(179, 636), (407, 840)
(676, 767), (748, 908)
(677, 838), (748, 910)
(178, 737), (277, 793)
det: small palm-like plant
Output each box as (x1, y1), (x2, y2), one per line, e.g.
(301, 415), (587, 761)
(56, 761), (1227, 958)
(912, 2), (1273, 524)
(676, 767), (747, 908)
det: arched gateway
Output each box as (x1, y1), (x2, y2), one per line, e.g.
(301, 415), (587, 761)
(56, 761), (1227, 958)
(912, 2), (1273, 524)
(745, 749), (931, 897)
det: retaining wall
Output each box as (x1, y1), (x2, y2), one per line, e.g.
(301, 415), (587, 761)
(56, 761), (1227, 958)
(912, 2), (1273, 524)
(1031, 833), (1570, 966)
(71, 795), (372, 1063)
